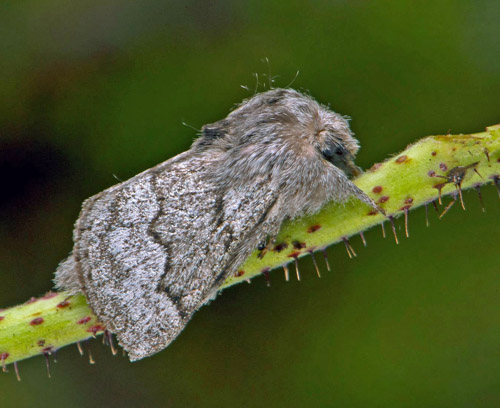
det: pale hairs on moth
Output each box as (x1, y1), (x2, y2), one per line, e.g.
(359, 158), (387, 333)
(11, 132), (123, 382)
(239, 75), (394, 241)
(55, 88), (382, 361)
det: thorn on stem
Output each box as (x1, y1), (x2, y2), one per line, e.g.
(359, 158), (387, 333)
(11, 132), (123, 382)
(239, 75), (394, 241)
(13, 362), (21, 382)
(294, 257), (301, 281)
(491, 175), (500, 199)
(262, 269), (271, 287)
(424, 203), (430, 227)
(432, 200), (440, 214)
(322, 248), (331, 272)
(43, 351), (51, 378)
(86, 341), (95, 365)
(475, 185), (486, 213)
(309, 251), (321, 278)
(388, 216), (399, 244)
(484, 148), (490, 162)
(440, 196), (457, 219)
(283, 264), (290, 282)
(105, 330), (117, 356)
(381, 222), (386, 238)
(343, 237), (357, 258)
(359, 231), (367, 247)
(404, 208), (410, 238)
(76, 341), (84, 356)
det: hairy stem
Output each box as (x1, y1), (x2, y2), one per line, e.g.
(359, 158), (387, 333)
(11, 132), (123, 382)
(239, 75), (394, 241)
(1, 125), (499, 369)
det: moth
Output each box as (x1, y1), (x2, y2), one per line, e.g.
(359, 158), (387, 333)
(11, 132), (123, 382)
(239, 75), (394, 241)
(55, 88), (380, 361)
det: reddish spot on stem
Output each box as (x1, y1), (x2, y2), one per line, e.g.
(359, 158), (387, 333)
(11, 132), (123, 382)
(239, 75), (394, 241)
(235, 270), (245, 277)
(77, 316), (92, 325)
(292, 241), (306, 249)
(497, 158), (500, 163)
(367, 210), (378, 216)
(428, 170), (436, 177)
(273, 242), (289, 252)
(288, 251), (301, 258)
(372, 185), (383, 194)
(37, 339), (46, 347)
(30, 317), (44, 326)
(42, 292), (57, 300)
(395, 155), (408, 164)
(404, 197), (414, 205)
(369, 163), (383, 172)
(431, 151), (437, 156)
(42, 346), (53, 354)
(25, 297), (38, 304)
(86, 325), (105, 335)
(0, 352), (9, 361)
(0, 316), (4, 322)
(378, 196), (390, 203)
(307, 224), (321, 233)
(439, 163), (448, 171)
(56, 300), (71, 309)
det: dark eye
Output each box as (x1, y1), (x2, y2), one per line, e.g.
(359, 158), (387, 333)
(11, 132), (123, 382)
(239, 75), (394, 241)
(321, 147), (334, 160)
(322, 146), (345, 161)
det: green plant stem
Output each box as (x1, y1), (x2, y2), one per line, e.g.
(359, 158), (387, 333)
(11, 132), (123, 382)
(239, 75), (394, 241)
(1, 125), (499, 369)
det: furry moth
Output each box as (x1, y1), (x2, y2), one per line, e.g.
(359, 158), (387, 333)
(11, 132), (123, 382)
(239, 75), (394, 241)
(55, 88), (380, 361)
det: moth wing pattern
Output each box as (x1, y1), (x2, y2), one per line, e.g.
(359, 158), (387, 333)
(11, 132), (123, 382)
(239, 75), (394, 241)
(62, 151), (280, 361)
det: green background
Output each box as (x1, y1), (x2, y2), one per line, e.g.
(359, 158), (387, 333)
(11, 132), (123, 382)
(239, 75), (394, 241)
(1, 1), (500, 407)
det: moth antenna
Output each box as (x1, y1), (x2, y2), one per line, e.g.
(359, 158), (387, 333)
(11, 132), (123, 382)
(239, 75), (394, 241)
(13, 361), (21, 382)
(424, 203), (430, 227)
(484, 148), (490, 162)
(285, 70), (300, 88)
(294, 257), (301, 281)
(343, 237), (356, 258)
(43, 351), (51, 378)
(309, 251), (321, 278)
(388, 216), (399, 245)
(322, 248), (331, 272)
(359, 231), (367, 247)
(181, 121), (201, 133)
(263, 57), (273, 89)
(283, 264), (290, 282)
(76, 341), (84, 356)
(440, 196), (457, 219)
(381, 221), (386, 238)
(404, 208), (410, 238)
(475, 185), (486, 213)
(252, 72), (259, 95)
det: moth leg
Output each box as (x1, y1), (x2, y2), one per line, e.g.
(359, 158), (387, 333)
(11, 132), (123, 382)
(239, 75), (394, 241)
(257, 233), (279, 259)
(350, 183), (386, 215)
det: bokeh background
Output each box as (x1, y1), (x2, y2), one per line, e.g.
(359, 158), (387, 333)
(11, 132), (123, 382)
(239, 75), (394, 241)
(1, 1), (500, 407)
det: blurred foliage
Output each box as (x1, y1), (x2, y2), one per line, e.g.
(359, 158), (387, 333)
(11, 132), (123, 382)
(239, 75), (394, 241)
(1, 1), (500, 407)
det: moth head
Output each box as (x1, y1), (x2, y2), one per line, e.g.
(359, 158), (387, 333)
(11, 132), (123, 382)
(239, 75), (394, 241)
(195, 88), (363, 183)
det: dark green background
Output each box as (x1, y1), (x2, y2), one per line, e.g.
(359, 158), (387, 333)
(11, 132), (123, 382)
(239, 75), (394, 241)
(1, 1), (500, 407)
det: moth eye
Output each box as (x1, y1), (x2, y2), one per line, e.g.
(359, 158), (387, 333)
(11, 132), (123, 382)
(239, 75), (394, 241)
(335, 147), (344, 156)
(321, 147), (334, 160)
